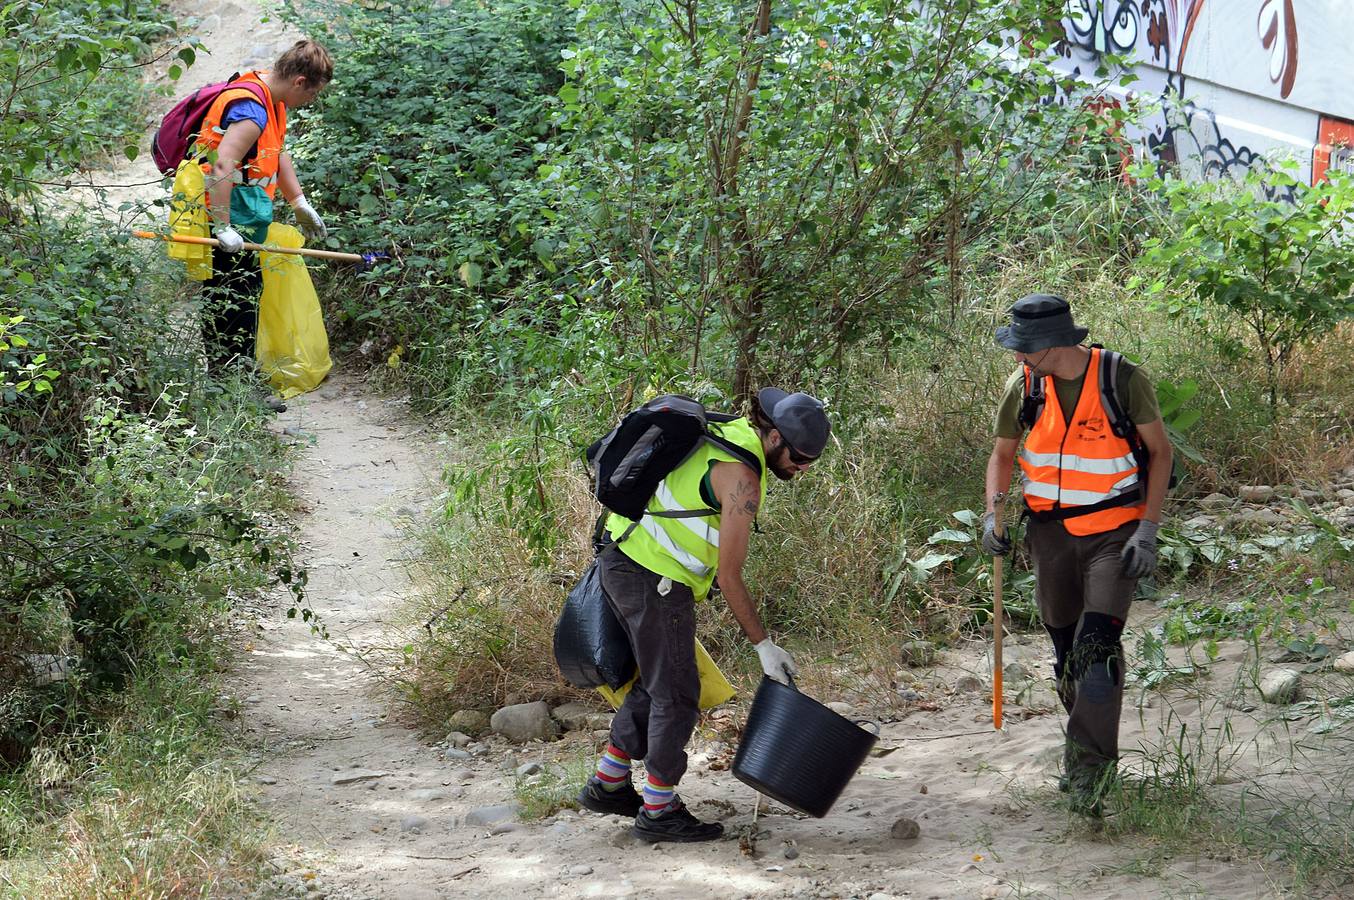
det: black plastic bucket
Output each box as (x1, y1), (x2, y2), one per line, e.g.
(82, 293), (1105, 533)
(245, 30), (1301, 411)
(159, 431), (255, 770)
(731, 677), (878, 818)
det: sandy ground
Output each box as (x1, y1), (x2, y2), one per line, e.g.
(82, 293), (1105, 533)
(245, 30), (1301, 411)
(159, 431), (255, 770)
(88, 3), (1354, 898)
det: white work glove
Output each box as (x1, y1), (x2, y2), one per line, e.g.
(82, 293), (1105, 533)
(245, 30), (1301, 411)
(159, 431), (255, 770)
(754, 638), (798, 686)
(213, 225), (244, 253)
(290, 193), (327, 243)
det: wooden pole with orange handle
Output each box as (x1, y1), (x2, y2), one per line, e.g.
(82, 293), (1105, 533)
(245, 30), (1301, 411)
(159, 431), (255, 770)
(130, 229), (367, 263)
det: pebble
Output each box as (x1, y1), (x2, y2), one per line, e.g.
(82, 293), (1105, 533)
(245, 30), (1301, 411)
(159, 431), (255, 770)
(1239, 485), (1275, 503)
(330, 770), (390, 785)
(407, 788), (447, 802)
(255, 775), (277, 785)
(1002, 662), (1030, 682)
(954, 675), (984, 693)
(465, 804), (519, 827)
(444, 748), (472, 761)
(1259, 668), (1302, 704)
(446, 731), (472, 748)
(897, 688), (922, 702)
(568, 864), (594, 876)
(516, 762), (544, 777)
(489, 822), (520, 835)
(889, 817), (921, 840)
(899, 639), (937, 667)
(400, 815), (428, 833)
(490, 701), (560, 743)
(783, 844), (800, 860)
(1333, 651), (1354, 674)
(1199, 492), (1232, 510)
(824, 701), (855, 716)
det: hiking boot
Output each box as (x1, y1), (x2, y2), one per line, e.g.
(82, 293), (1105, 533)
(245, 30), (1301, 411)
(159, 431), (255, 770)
(632, 800), (723, 843)
(576, 777), (642, 817)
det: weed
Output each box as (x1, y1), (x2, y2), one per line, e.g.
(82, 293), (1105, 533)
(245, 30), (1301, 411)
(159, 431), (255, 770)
(512, 752), (593, 822)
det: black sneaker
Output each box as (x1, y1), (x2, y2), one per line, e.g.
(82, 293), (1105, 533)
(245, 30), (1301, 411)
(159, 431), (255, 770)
(576, 777), (642, 817)
(632, 799), (723, 843)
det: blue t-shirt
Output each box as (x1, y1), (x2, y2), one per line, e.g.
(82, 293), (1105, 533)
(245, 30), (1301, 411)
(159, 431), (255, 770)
(221, 98), (267, 132)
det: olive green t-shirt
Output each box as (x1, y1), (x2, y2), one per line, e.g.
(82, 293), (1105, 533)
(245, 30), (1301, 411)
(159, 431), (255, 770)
(994, 357), (1160, 439)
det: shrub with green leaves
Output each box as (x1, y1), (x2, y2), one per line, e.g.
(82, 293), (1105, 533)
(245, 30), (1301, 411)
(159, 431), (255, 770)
(1142, 165), (1354, 412)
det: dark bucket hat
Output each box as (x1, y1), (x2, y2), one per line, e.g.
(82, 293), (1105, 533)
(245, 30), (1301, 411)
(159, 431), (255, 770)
(994, 293), (1089, 353)
(757, 388), (830, 458)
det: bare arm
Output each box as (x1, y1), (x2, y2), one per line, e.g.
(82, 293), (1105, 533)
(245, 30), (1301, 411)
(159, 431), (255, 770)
(708, 459), (766, 645)
(278, 151), (303, 203)
(1135, 418), (1173, 523)
(206, 119), (263, 226)
(985, 436), (1020, 513)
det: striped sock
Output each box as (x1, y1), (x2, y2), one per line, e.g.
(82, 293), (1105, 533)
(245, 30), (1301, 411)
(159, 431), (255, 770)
(642, 775), (675, 817)
(594, 744), (631, 791)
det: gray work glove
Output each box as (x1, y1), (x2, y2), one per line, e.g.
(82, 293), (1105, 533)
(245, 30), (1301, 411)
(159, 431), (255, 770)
(213, 225), (244, 253)
(981, 510), (1011, 556)
(754, 638), (798, 685)
(1120, 519), (1160, 578)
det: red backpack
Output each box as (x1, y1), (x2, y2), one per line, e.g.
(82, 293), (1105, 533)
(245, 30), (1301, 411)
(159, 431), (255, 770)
(152, 73), (267, 175)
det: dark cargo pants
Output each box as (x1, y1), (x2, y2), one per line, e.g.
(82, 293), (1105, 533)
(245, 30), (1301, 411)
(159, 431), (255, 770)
(598, 543), (700, 787)
(1026, 517), (1139, 791)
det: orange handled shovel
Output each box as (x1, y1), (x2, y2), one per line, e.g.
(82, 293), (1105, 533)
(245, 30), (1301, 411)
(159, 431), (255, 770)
(131, 229), (370, 264)
(991, 492), (1007, 730)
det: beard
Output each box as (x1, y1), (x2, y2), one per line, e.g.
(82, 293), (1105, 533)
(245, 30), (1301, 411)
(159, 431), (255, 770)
(768, 450), (798, 481)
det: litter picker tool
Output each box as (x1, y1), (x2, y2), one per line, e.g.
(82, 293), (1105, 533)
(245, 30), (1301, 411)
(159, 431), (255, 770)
(992, 491), (1007, 731)
(130, 229), (387, 267)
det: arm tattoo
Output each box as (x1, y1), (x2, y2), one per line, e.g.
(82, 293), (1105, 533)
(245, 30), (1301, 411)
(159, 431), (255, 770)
(728, 477), (759, 518)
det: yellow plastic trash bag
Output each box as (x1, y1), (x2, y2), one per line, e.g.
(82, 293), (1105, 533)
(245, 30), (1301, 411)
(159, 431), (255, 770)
(256, 224), (333, 398)
(168, 160), (211, 280)
(596, 638), (736, 711)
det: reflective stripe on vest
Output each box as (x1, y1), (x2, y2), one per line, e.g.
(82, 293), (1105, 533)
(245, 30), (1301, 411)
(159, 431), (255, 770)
(606, 418), (766, 600)
(195, 72), (287, 203)
(1019, 347), (1143, 536)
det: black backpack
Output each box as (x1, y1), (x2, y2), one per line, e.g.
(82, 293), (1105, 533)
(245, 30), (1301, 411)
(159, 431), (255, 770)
(1018, 348), (1175, 522)
(586, 395), (762, 524)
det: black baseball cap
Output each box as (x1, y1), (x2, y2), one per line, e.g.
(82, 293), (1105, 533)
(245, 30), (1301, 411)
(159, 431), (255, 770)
(757, 388), (830, 458)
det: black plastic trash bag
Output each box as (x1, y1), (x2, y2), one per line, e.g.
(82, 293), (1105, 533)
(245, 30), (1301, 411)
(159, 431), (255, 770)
(553, 559), (636, 690)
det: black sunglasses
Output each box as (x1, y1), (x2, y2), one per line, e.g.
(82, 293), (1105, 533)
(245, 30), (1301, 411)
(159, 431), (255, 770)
(781, 437), (818, 466)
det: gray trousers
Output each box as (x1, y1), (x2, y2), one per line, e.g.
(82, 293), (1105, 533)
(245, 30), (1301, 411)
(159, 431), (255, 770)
(598, 543), (700, 787)
(1026, 517), (1139, 789)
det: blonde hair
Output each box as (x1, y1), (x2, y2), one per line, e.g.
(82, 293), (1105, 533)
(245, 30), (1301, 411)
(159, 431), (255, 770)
(274, 40), (333, 86)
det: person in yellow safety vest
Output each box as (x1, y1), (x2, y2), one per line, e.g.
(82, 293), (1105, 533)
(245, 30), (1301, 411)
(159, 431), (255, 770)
(195, 40), (332, 409)
(982, 294), (1173, 816)
(578, 388), (831, 843)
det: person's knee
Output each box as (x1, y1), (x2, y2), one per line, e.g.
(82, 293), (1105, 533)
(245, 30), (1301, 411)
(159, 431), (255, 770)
(1070, 611), (1124, 687)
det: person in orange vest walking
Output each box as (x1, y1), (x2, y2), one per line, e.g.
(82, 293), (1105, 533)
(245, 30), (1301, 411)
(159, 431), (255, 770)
(195, 40), (332, 396)
(982, 294), (1173, 815)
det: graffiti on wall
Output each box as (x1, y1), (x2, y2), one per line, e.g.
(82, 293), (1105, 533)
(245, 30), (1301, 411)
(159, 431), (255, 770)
(1051, 0), (1353, 192)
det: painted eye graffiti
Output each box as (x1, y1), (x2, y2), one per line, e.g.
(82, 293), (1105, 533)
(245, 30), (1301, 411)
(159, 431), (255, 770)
(1065, 0), (1096, 39)
(1108, 4), (1138, 51)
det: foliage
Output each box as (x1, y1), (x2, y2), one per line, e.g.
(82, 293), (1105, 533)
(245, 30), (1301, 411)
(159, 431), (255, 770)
(556, 0), (1088, 396)
(0, 0), (181, 205)
(285, 0), (574, 387)
(1141, 165), (1354, 411)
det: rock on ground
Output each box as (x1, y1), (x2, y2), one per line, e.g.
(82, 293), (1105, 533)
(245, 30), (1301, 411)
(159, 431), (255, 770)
(890, 817), (922, 840)
(1332, 651), (1354, 674)
(491, 701), (559, 743)
(1259, 668), (1302, 704)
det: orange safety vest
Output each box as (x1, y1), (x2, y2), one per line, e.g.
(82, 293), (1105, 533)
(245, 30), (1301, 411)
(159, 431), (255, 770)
(194, 72), (287, 204)
(1019, 348), (1143, 536)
